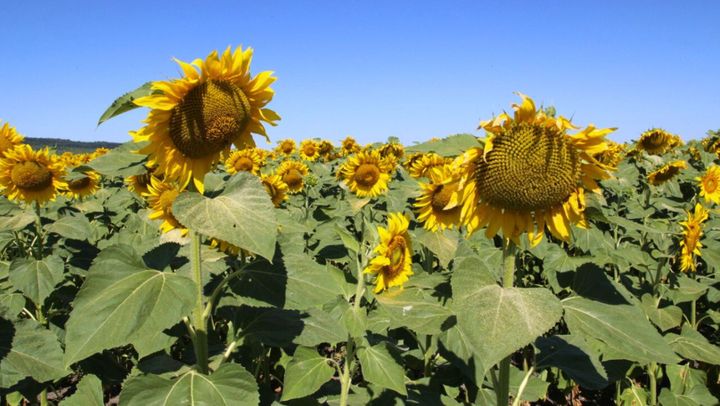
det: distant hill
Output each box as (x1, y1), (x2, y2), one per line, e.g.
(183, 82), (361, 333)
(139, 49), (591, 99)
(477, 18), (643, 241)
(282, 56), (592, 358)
(25, 137), (121, 154)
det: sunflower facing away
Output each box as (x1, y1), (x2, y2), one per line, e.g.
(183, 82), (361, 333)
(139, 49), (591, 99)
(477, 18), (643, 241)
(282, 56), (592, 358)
(409, 153), (451, 179)
(341, 136), (360, 156)
(678, 203), (709, 272)
(0, 121), (24, 157)
(647, 160), (687, 186)
(635, 128), (682, 155)
(415, 165), (469, 231)
(299, 139), (320, 161)
(702, 131), (720, 157)
(132, 46), (280, 193)
(143, 177), (187, 235)
(260, 173), (289, 207)
(276, 139), (296, 156)
(318, 140), (336, 161)
(276, 160), (309, 194)
(337, 149), (392, 197)
(0, 145), (66, 204)
(225, 148), (263, 175)
(698, 166), (720, 205)
(364, 213), (413, 292)
(126, 167), (158, 196)
(453, 93), (616, 245)
(593, 140), (626, 167)
(64, 170), (101, 199)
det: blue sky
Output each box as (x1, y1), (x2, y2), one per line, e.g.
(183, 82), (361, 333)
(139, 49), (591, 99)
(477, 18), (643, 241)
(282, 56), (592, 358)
(1, 1), (718, 146)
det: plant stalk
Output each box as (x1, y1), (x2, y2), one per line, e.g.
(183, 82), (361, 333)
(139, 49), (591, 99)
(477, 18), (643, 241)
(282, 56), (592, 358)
(648, 362), (657, 406)
(338, 338), (356, 406)
(39, 388), (48, 406)
(190, 230), (209, 374)
(691, 299), (697, 329)
(497, 239), (517, 406)
(34, 202), (44, 259)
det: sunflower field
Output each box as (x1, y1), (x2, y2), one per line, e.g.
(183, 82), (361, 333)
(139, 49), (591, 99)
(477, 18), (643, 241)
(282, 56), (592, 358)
(1, 47), (720, 406)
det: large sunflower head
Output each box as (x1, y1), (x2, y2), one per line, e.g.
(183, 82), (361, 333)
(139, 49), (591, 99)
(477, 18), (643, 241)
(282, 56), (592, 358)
(414, 165), (469, 231)
(64, 170), (101, 200)
(454, 93), (616, 245)
(647, 160), (687, 186)
(635, 128), (683, 155)
(132, 46), (280, 193)
(276, 139), (296, 156)
(678, 203), (709, 273)
(341, 136), (360, 156)
(337, 150), (392, 197)
(409, 153), (452, 179)
(225, 148), (263, 175)
(299, 139), (320, 161)
(276, 160), (309, 194)
(0, 145), (66, 205)
(364, 213), (413, 293)
(143, 177), (187, 235)
(698, 166), (720, 205)
(0, 121), (24, 157)
(260, 173), (289, 207)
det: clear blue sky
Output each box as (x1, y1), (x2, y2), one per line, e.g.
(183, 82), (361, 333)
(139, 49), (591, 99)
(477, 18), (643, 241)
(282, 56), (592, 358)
(1, 1), (718, 146)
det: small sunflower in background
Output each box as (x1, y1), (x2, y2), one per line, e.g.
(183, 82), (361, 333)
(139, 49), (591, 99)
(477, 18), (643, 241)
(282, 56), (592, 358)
(210, 238), (243, 256)
(126, 167), (158, 196)
(701, 131), (720, 157)
(299, 139), (320, 161)
(132, 46), (280, 193)
(225, 148), (263, 175)
(341, 136), (360, 156)
(318, 140), (336, 161)
(453, 93), (616, 245)
(647, 160), (687, 186)
(593, 141), (626, 167)
(337, 149), (392, 197)
(143, 177), (187, 235)
(260, 173), (288, 207)
(402, 152), (424, 170)
(91, 147), (110, 159)
(415, 165), (468, 231)
(0, 145), (66, 204)
(634, 128), (683, 155)
(678, 203), (709, 272)
(409, 153), (451, 179)
(0, 121), (24, 157)
(379, 141), (404, 161)
(365, 213), (413, 292)
(64, 170), (101, 200)
(276, 139), (296, 156)
(276, 160), (309, 194)
(698, 166), (720, 205)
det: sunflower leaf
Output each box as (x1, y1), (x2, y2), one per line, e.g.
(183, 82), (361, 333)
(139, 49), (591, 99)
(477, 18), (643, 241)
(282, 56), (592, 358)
(97, 82), (156, 126)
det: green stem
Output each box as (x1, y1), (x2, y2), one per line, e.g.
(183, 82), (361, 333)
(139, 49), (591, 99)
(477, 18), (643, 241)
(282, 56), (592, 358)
(39, 388), (48, 406)
(691, 299), (697, 329)
(423, 246), (433, 273)
(511, 366), (535, 406)
(423, 335), (437, 377)
(648, 362), (657, 406)
(190, 231), (209, 374)
(34, 202), (43, 259)
(339, 338), (356, 406)
(497, 239), (517, 406)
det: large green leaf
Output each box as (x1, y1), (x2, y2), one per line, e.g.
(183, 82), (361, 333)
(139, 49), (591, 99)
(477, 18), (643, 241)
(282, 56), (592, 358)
(357, 343), (407, 396)
(64, 245), (195, 367)
(173, 173), (277, 260)
(640, 294), (682, 332)
(375, 287), (452, 335)
(59, 374), (103, 406)
(97, 82), (155, 126)
(45, 215), (93, 241)
(0, 209), (37, 232)
(281, 347), (335, 401)
(86, 141), (147, 178)
(535, 335), (608, 390)
(0, 319), (68, 388)
(8, 255), (64, 305)
(665, 325), (720, 365)
(413, 228), (459, 268)
(293, 307), (348, 346)
(119, 364), (258, 406)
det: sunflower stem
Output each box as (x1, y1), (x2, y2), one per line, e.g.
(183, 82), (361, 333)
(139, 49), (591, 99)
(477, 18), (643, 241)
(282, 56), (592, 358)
(190, 230), (209, 374)
(648, 362), (658, 406)
(497, 238), (517, 406)
(39, 388), (48, 406)
(423, 246), (433, 273)
(339, 338), (356, 406)
(33, 201), (44, 259)
(691, 299), (697, 329)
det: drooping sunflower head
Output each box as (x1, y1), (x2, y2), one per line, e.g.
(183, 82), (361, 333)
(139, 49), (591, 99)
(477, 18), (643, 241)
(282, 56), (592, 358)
(678, 203), (709, 272)
(364, 213), (413, 293)
(415, 165), (468, 231)
(64, 170), (101, 199)
(635, 128), (683, 155)
(299, 139), (320, 161)
(318, 140), (336, 161)
(593, 141), (626, 168)
(260, 173), (289, 207)
(341, 136), (360, 156)
(143, 177), (187, 235)
(126, 166), (159, 196)
(225, 148), (263, 175)
(454, 93), (616, 244)
(337, 149), (392, 197)
(276, 160), (309, 194)
(697, 166), (720, 205)
(132, 46), (279, 193)
(276, 139), (296, 156)
(0, 145), (67, 205)
(409, 153), (452, 179)
(0, 121), (24, 157)
(647, 160), (687, 186)
(379, 142), (404, 160)
(701, 130), (720, 157)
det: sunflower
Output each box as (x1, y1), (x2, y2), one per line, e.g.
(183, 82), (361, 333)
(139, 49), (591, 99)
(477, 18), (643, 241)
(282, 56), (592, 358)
(0, 145), (66, 204)
(341, 136), (360, 156)
(276, 160), (308, 194)
(635, 128), (683, 155)
(454, 93), (615, 245)
(647, 160), (687, 185)
(131, 46), (280, 193)
(260, 173), (288, 206)
(678, 203), (709, 272)
(299, 139), (320, 161)
(415, 165), (469, 231)
(698, 166), (720, 204)
(0, 121), (24, 157)
(702, 130), (720, 157)
(126, 167), (158, 196)
(64, 170), (101, 199)
(402, 152), (424, 170)
(364, 213), (413, 292)
(318, 140), (336, 161)
(409, 153), (451, 179)
(593, 141), (626, 167)
(379, 141), (404, 160)
(143, 177), (187, 235)
(337, 150), (392, 197)
(225, 148), (263, 175)
(210, 238), (241, 256)
(91, 147), (110, 159)
(276, 139), (296, 156)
